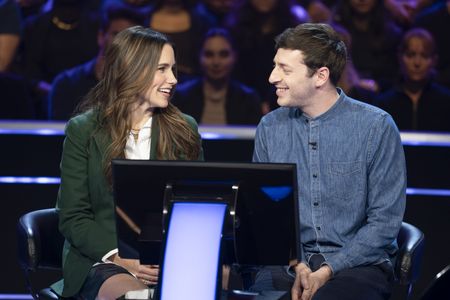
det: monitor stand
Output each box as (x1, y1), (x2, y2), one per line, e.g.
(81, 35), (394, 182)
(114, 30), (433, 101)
(156, 180), (238, 300)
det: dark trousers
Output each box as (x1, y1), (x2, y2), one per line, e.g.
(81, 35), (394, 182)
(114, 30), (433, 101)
(250, 263), (393, 300)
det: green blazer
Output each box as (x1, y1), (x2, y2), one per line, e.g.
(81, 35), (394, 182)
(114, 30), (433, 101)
(51, 109), (203, 297)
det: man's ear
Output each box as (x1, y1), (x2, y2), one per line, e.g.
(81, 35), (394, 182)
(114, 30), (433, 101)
(315, 67), (330, 87)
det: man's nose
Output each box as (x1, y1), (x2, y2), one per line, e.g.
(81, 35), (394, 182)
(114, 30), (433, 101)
(269, 68), (279, 84)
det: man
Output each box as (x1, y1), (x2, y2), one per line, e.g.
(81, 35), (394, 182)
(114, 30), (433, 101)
(252, 23), (406, 300)
(48, 4), (145, 120)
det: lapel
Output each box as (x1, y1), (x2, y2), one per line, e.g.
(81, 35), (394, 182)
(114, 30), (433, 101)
(91, 112), (160, 160)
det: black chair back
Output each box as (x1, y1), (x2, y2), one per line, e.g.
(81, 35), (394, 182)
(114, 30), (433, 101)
(17, 208), (64, 299)
(395, 222), (425, 299)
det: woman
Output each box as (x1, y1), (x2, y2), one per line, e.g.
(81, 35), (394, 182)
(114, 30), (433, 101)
(376, 28), (450, 132)
(51, 26), (203, 299)
(172, 27), (262, 125)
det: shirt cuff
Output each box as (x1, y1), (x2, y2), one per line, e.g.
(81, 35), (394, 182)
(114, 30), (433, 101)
(320, 262), (334, 277)
(102, 248), (118, 262)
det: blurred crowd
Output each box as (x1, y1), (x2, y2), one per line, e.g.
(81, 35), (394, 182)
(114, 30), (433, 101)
(0, 0), (449, 131)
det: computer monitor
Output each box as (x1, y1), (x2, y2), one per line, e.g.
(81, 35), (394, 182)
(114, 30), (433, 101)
(112, 160), (300, 266)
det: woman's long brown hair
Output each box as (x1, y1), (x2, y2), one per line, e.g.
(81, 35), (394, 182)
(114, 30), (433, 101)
(77, 26), (201, 181)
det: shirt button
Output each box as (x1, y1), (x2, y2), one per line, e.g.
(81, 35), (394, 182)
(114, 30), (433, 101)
(312, 145), (317, 150)
(313, 202), (319, 206)
(305, 119), (309, 123)
(313, 174), (318, 178)
(316, 226), (321, 230)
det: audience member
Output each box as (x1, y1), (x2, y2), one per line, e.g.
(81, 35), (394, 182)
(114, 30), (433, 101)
(333, 24), (378, 104)
(0, 0), (21, 72)
(252, 23), (406, 300)
(100, 0), (154, 11)
(49, 4), (145, 120)
(5, 0), (450, 129)
(303, 0), (333, 23)
(226, 0), (308, 112)
(15, 0), (47, 18)
(376, 28), (450, 132)
(194, 0), (240, 26)
(172, 28), (262, 125)
(0, 0), (34, 119)
(334, 0), (403, 91)
(414, 0), (450, 88)
(148, 0), (215, 82)
(51, 26), (203, 299)
(20, 0), (99, 118)
(384, 0), (434, 27)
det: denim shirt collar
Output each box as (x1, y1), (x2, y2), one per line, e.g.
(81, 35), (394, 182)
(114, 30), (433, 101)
(296, 88), (345, 123)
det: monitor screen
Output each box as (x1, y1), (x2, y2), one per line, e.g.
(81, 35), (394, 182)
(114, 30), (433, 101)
(112, 159), (300, 266)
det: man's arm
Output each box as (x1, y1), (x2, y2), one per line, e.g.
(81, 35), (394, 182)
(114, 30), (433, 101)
(252, 121), (269, 162)
(325, 114), (407, 274)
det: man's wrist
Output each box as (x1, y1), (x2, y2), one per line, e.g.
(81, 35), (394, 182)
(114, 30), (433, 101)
(318, 264), (333, 279)
(287, 262), (307, 274)
(294, 262), (310, 272)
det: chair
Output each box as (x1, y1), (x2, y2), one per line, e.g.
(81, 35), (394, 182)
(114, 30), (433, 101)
(17, 208), (64, 300)
(394, 222), (425, 300)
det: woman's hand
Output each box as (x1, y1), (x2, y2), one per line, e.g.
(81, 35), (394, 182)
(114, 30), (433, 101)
(112, 255), (160, 285)
(136, 264), (159, 286)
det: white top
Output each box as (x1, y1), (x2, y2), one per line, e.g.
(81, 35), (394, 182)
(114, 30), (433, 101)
(101, 117), (153, 263)
(125, 117), (153, 160)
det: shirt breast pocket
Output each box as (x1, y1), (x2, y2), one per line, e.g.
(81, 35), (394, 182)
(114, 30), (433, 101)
(328, 161), (363, 200)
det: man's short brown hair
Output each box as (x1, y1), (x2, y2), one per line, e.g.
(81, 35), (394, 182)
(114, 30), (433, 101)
(275, 23), (347, 86)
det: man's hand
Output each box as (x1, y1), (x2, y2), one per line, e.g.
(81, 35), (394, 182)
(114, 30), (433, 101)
(292, 263), (332, 300)
(301, 265), (332, 300)
(291, 263), (311, 299)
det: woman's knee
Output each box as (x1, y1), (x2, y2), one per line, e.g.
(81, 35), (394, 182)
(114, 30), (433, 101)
(97, 273), (147, 300)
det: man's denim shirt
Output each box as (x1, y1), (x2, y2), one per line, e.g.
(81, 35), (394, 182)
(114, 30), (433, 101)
(253, 90), (407, 274)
